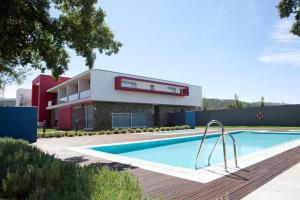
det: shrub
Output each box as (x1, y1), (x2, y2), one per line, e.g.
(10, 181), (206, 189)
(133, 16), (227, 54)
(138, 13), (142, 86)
(0, 138), (143, 200)
(38, 133), (45, 138)
(113, 129), (120, 134)
(154, 127), (160, 132)
(165, 127), (171, 131)
(159, 127), (166, 131)
(88, 132), (96, 136)
(120, 129), (128, 134)
(135, 128), (142, 133)
(174, 126), (181, 130)
(147, 128), (154, 132)
(105, 130), (113, 135)
(142, 128), (148, 132)
(182, 125), (191, 129)
(170, 127), (176, 131)
(77, 132), (83, 136)
(67, 132), (75, 137)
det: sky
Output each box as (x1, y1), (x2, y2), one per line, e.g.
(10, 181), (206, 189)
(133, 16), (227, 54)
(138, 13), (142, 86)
(5, 0), (300, 104)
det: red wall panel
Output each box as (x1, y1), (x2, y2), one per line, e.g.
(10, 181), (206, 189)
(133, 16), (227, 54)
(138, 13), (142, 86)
(57, 107), (72, 130)
(32, 74), (70, 127)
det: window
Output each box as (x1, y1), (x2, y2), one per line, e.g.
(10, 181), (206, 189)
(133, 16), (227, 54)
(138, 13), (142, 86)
(150, 85), (155, 90)
(167, 87), (176, 93)
(121, 81), (137, 88)
(112, 113), (148, 128)
(84, 106), (93, 129)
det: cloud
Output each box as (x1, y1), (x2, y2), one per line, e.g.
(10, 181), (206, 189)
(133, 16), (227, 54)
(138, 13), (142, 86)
(259, 49), (300, 66)
(270, 18), (299, 44)
(259, 18), (300, 67)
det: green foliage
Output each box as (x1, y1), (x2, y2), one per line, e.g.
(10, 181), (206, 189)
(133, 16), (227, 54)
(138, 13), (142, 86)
(277, 0), (300, 37)
(165, 127), (171, 131)
(159, 127), (166, 131)
(202, 96), (208, 111)
(153, 127), (160, 132)
(147, 128), (154, 132)
(135, 128), (142, 133)
(0, 0), (122, 86)
(113, 128), (120, 134)
(260, 96), (265, 107)
(120, 129), (128, 134)
(0, 138), (142, 200)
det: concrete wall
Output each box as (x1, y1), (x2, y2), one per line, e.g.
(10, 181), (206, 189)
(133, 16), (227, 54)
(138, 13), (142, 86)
(196, 105), (300, 126)
(0, 107), (37, 143)
(90, 69), (202, 107)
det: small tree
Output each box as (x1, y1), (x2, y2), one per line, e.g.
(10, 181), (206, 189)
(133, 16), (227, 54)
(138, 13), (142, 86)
(260, 96), (265, 107)
(234, 94), (243, 109)
(202, 96), (208, 111)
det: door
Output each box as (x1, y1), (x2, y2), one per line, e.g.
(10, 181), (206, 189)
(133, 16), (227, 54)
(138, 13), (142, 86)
(154, 105), (160, 127)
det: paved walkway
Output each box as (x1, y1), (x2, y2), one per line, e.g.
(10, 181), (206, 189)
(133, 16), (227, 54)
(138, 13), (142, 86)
(243, 162), (300, 200)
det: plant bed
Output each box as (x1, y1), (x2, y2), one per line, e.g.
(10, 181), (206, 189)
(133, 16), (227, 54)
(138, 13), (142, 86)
(0, 138), (147, 200)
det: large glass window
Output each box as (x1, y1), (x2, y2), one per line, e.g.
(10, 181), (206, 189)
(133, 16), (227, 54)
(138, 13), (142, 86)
(85, 106), (93, 129)
(112, 113), (148, 128)
(112, 113), (131, 128)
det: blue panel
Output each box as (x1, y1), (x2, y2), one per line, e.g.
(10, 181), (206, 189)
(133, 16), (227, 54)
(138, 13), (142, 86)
(0, 107), (37, 143)
(185, 111), (195, 128)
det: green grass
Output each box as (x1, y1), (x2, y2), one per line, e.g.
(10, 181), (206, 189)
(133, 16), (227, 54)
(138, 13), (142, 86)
(0, 138), (153, 200)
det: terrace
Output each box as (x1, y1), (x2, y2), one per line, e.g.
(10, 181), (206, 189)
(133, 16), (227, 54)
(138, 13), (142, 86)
(47, 72), (91, 109)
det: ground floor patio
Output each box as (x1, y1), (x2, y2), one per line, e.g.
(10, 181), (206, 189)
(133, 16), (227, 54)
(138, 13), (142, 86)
(34, 127), (300, 200)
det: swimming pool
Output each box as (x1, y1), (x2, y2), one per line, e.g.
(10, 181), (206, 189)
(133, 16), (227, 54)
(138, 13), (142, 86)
(90, 131), (300, 169)
(70, 131), (300, 182)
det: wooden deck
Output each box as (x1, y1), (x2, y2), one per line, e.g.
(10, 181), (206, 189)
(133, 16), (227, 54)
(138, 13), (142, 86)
(129, 146), (300, 199)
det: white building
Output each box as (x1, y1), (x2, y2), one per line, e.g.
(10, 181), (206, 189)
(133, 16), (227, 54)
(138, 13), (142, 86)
(16, 88), (32, 106)
(33, 69), (202, 130)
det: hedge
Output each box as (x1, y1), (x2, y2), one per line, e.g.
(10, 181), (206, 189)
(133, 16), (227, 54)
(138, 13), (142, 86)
(0, 138), (144, 200)
(37, 125), (192, 138)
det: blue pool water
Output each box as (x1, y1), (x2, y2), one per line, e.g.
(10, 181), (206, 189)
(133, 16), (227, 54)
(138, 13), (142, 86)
(90, 131), (300, 169)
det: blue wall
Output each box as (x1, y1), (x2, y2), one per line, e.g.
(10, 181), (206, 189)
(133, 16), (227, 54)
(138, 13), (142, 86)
(0, 107), (37, 143)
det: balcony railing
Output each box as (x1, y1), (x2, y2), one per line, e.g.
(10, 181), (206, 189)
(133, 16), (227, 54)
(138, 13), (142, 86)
(59, 96), (67, 103)
(79, 89), (90, 99)
(68, 93), (79, 101)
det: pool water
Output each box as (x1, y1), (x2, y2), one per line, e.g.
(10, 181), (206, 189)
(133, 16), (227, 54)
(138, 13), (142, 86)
(90, 131), (300, 169)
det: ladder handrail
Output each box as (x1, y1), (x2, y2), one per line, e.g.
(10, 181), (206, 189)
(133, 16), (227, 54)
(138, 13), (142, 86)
(194, 120), (238, 171)
(207, 133), (238, 168)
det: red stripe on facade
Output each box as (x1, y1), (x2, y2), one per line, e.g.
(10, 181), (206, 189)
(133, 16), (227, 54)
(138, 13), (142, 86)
(115, 76), (189, 96)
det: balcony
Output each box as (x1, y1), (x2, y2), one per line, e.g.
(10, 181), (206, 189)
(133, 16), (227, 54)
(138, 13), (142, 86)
(68, 93), (79, 101)
(79, 89), (90, 99)
(59, 96), (67, 104)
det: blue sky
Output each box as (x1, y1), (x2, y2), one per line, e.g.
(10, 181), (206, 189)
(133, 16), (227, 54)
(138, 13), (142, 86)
(5, 0), (300, 103)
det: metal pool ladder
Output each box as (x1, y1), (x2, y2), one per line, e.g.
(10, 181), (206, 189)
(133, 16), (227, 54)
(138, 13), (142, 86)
(195, 120), (238, 171)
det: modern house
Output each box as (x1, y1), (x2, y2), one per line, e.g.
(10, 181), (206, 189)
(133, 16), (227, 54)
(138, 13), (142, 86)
(32, 69), (202, 130)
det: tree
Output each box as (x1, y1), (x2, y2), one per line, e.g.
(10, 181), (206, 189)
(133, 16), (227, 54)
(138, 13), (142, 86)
(0, 0), (122, 87)
(260, 96), (265, 107)
(234, 94), (243, 109)
(202, 96), (208, 111)
(277, 0), (300, 37)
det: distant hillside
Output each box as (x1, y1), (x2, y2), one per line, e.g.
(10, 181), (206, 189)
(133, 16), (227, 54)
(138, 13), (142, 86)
(202, 98), (284, 110)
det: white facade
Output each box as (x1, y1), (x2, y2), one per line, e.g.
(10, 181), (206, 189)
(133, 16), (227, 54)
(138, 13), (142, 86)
(16, 88), (32, 106)
(47, 69), (202, 110)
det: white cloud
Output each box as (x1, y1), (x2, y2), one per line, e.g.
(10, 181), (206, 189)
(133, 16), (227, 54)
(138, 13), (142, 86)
(270, 18), (299, 44)
(259, 18), (300, 67)
(259, 50), (300, 66)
